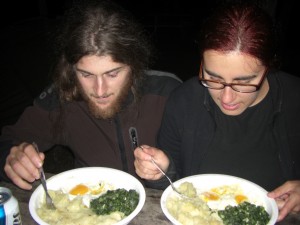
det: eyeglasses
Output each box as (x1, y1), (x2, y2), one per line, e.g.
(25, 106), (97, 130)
(199, 63), (268, 93)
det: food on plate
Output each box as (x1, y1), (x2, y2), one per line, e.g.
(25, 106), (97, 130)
(198, 183), (249, 210)
(166, 182), (270, 225)
(36, 181), (139, 225)
(167, 182), (223, 225)
(177, 181), (197, 198)
(218, 201), (270, 225)
(69, 183), (105, 195)
(90, 189), (139, 216)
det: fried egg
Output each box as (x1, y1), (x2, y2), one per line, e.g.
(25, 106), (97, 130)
(68, 183), (107, 196)
(199, 184), (248, 210)
(69, 184), (90, 195)
(62, 181), (114, 207)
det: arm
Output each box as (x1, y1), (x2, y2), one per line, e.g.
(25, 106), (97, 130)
(134, 82), (185, 187)
(0, 85), (59, 188)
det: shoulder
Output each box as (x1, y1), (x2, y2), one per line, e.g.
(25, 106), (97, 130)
(34, 84), (60, 111)
(166, 76), (206, 108)
(276, 71), (300, 86)
(270, 71), (300, 97)
(143, 70), (182, 96)
(270, 71), (300, 112)
(145, 70), (182, 82)
(169, 76), (203, 98)
(163, 76), (210, 122)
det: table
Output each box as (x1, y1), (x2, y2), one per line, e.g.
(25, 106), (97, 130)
(1, 174), (300, 225)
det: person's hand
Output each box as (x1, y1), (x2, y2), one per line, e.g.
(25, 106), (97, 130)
(134, 145), (169, 180)
(4, 142), (45, 190)
(267, 180), (300, 221)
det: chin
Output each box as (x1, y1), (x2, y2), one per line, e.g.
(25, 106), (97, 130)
(222, 108), (245, 116)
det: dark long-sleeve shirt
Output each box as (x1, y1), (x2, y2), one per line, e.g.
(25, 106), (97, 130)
(148, 70), (300, 191)
(0, 70), (182, 185)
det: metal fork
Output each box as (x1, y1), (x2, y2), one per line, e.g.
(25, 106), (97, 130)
(32, 142), (56, 209)
(129, 128), (190, 198)
(149, 157), (190, 199)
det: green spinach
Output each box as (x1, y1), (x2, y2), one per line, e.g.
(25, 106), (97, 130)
(90, 188), (139, 216)
(218, 201), (270, 225)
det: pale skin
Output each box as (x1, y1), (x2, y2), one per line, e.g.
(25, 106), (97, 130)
(134, 50), (300, 221)
(4, 55), (131, 190)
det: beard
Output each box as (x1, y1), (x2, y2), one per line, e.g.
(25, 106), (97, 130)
(78, 78), (132, 120)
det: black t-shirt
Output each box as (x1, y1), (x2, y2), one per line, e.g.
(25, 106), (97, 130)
(199, 92), (284, 191)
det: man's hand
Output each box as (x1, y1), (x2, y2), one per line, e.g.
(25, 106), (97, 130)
(4, 142), (45, 190)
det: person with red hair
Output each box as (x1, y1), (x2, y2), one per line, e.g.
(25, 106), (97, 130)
(134, 2), (300, 222)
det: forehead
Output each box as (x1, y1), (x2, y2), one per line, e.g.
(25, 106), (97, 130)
(203, 50), (264, 76)
(76, 55), (127, 73)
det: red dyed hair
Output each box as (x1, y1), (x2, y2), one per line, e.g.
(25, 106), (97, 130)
(198, 2), (278, 68)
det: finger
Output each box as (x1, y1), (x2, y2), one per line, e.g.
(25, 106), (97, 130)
(135, 166), (162, 180)
(8, 146), (40, 180)
(134, 147), (152, 161)
(24, 144), (44, 168)
(4, 164), (33, 190)
(134, 159), (162, 179)
(17, 147), (41, 179)
(139, 145), (155, 155)
(136, 159), (157, 174)
(134, 163), (156, 180)
(268, 181), (296, 198)
(277, 199), (292, 222)
(8, 153), (38, 181)
(275, 198), (286, 210)
(277, 193), (300, 221)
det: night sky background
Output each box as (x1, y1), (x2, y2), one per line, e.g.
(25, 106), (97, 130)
(1, 0), (299, 130)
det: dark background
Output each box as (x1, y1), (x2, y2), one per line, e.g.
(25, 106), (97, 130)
(1, 0), (299, 131)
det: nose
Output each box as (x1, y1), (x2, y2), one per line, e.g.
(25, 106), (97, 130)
(220, 86), (235, 103)
(94, 76), (108, 96)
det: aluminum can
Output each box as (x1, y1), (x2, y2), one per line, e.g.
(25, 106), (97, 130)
(0, 187), (22, 225)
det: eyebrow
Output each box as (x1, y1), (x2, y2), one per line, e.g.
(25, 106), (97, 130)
(204, 68), (257, 81)
(75, 66), (125, 76)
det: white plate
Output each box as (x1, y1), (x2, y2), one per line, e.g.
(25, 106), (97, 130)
(161, 173), (278, 225)
(29, 167), (146, 225)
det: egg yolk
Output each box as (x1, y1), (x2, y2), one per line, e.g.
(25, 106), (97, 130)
(69, 184), (89, 195)
(91, 185), (104, 195)
(235, 194), (248, 204)
(203, 192), (220, 201)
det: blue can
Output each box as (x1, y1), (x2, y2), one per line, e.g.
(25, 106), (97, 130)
(0, 187), (22, 225)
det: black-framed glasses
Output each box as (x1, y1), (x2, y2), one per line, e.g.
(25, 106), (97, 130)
(199, 63), (268, 93)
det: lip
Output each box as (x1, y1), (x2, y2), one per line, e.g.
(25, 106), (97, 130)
(221, 102), (239, 111)
(94, 96), (111, 105)
(95, 99), (110, 105)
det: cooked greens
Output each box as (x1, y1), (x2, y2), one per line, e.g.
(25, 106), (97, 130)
(218, 201), (270, 225)
(90, 188), (139, 216)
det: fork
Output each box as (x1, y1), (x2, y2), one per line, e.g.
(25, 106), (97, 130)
(129, 128), (190, 198)
(149, 157), (190, 199)
(32, 142), (56, 209)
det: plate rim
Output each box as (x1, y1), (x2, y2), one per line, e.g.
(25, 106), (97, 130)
(160, 173), (278, 225)
(29, 166), (146, 225)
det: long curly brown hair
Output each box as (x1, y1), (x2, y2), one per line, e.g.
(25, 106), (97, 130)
(51, 0), (153, 104)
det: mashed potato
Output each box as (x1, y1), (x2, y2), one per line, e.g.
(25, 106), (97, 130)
(37, 190), (124, 225)
(166, 182), (223, 225)
(166, 182), (268, 225)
